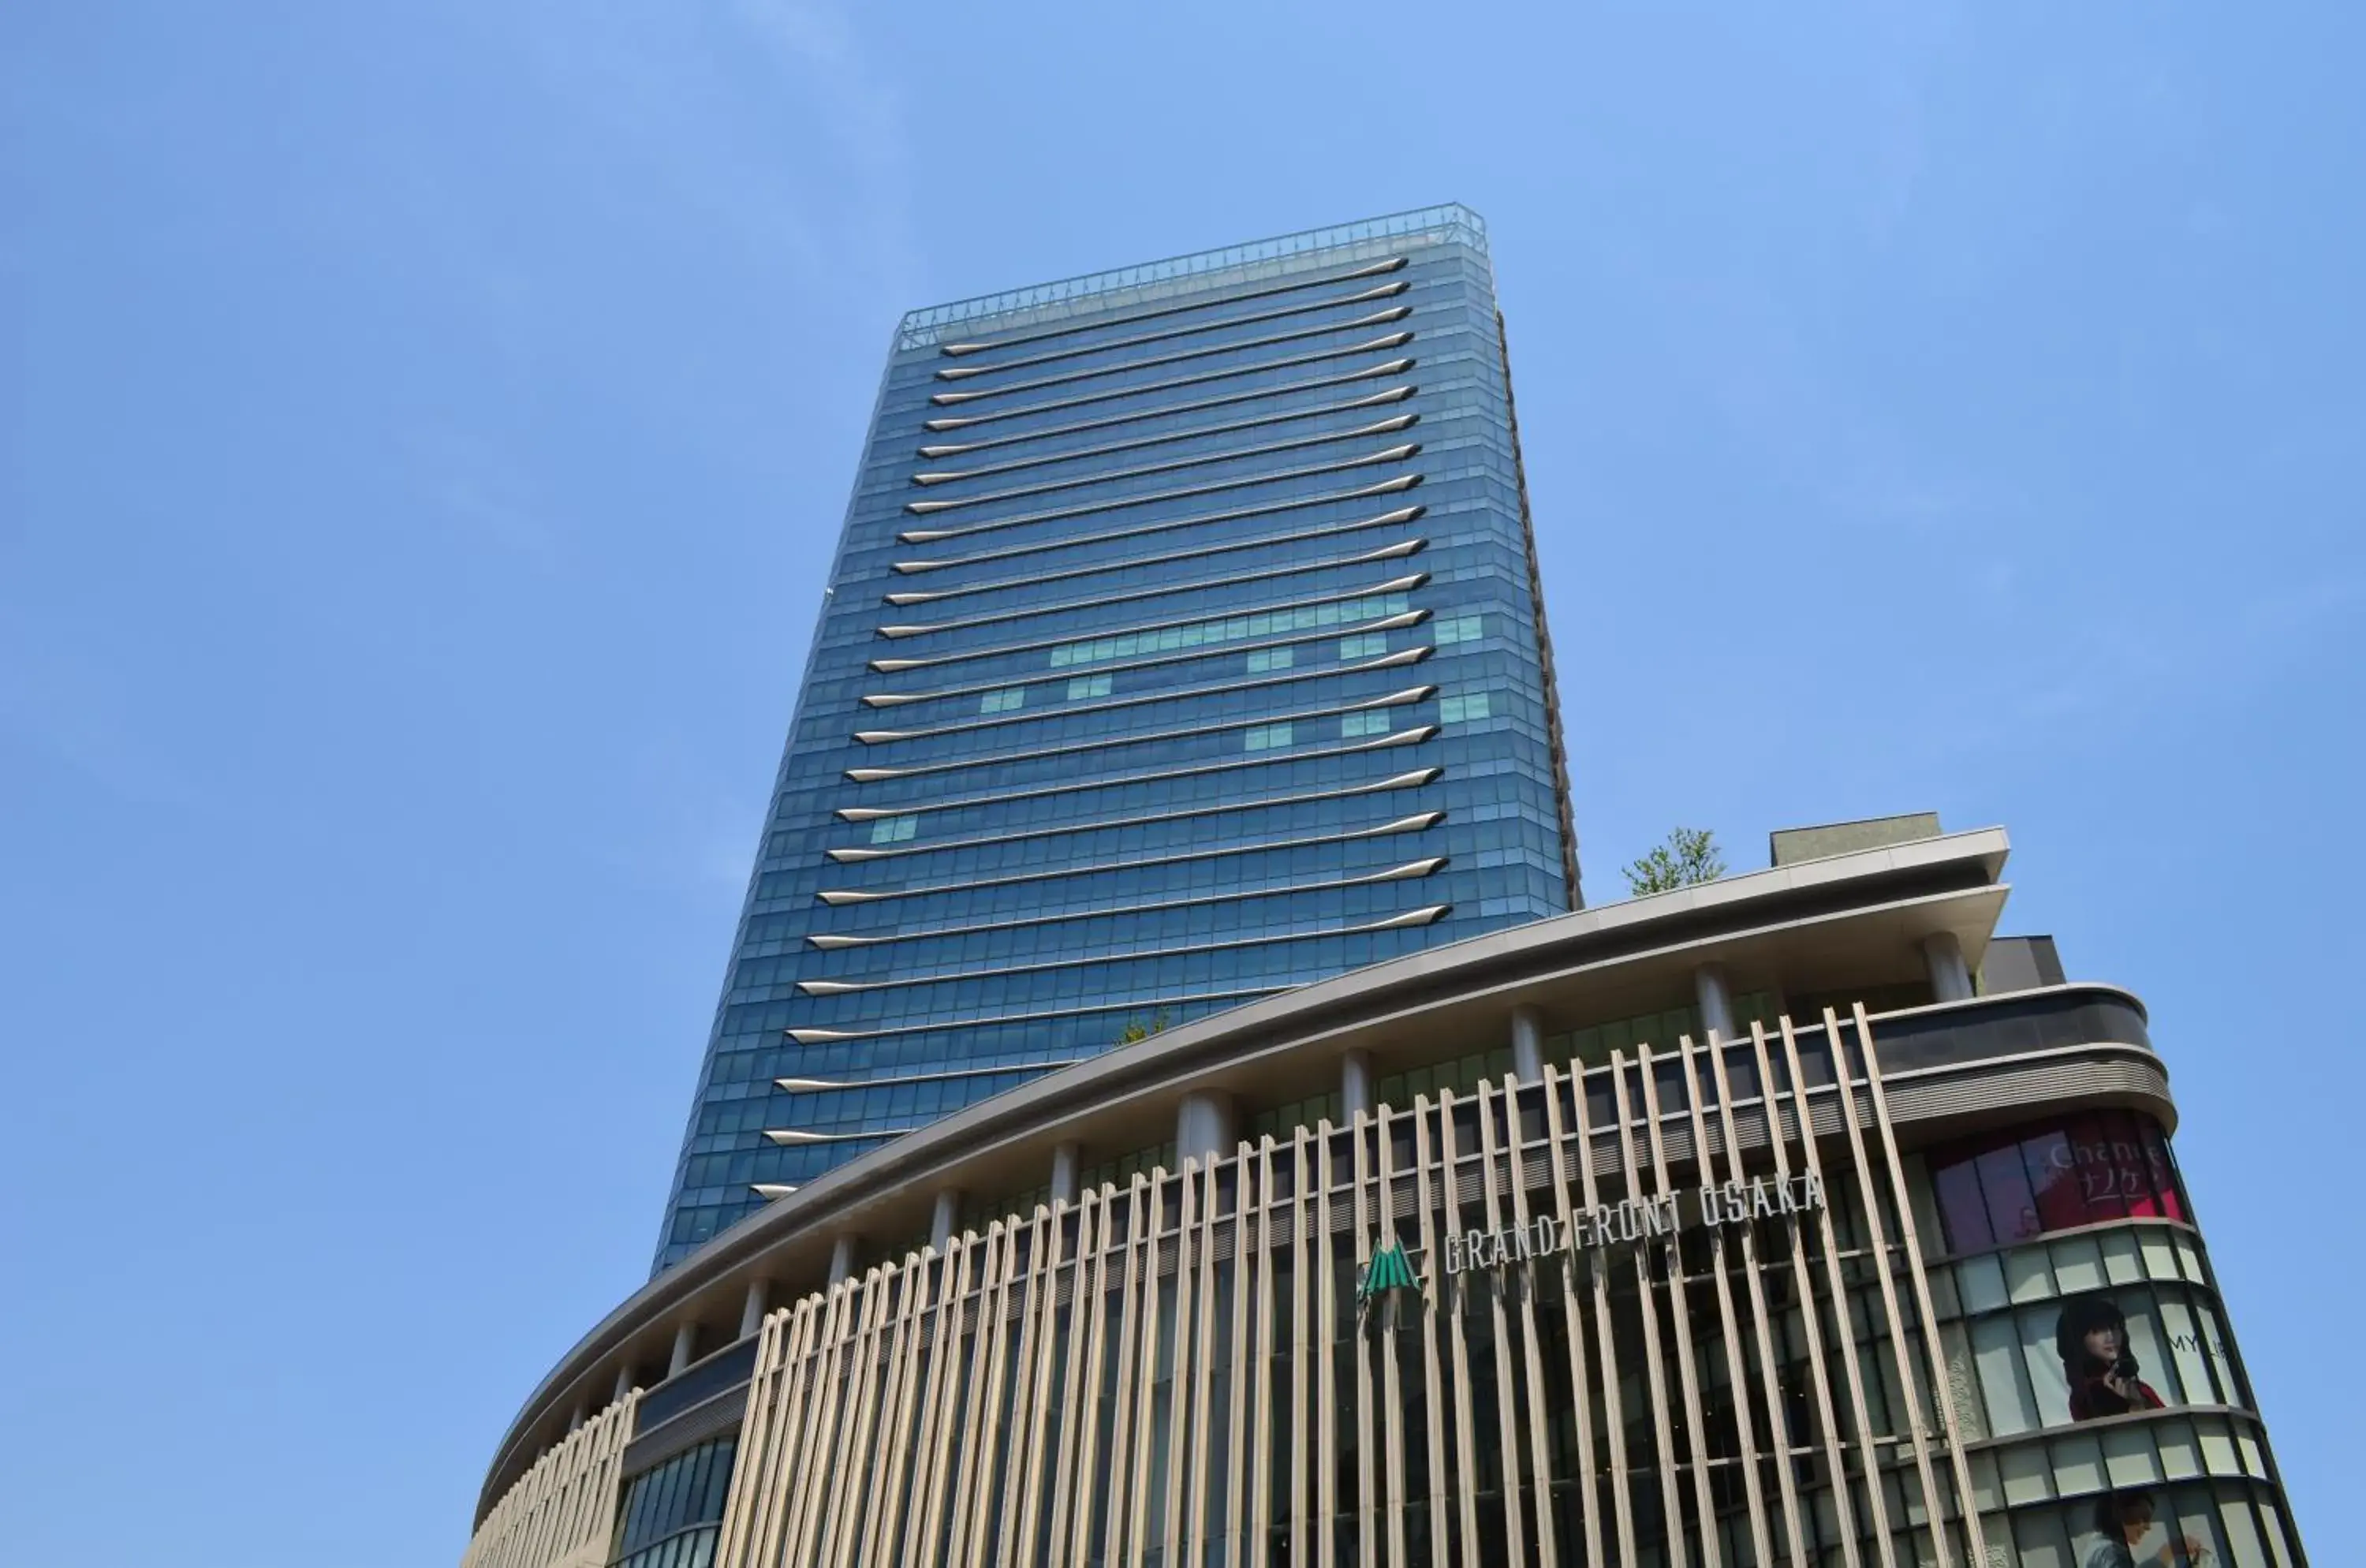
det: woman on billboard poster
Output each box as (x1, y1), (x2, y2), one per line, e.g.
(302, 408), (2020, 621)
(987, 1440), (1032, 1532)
(2056, 1294), (2168, 1421)
(2081, 1489), (2214, 1567)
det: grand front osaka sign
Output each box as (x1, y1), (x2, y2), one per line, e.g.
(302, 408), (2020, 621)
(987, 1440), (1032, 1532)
(1443, 1173), (1827, 1276)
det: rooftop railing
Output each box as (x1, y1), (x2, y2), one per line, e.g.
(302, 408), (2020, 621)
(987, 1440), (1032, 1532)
(895, 204), (1487, 349)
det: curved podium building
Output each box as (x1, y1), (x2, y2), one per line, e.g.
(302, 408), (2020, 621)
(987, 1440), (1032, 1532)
(462, 825), (2307, 1568)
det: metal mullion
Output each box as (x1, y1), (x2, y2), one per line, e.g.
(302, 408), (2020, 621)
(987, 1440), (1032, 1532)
(741, 1298), (819, 1568)
(914, 374), (1410, 464)
(1248, 1141), (1282, 1566)
(1701, 1032), (1808, 1568)
(1013, 1203), (1076, 1568)
(814, 846), (1439, 954)
(1435, 1091), (1483, 1566)
(504, 1430), (553, 1568)
(1194, 1159), (1231, 1559)
(1473, 1079), (1536, 1566)
(993, 1213), (1053, 1565)
(778, 1283), (859, 1568)
(1351, 1114), (1379, 1568)
(1315, 1123), (1342, 1568)
(949, 1225), (1022, 1568)
(914, 338), (1414, 434)
(901, 413), (1417, 521)
(859, 615), (1425, 739)
(1775, 1017), (1893, 1568)
(1048, 1193), (1109, 1568)
(815, 1272), (894, 1568)
(1685, 1031), (1779, 1568)
(1180, 1164), (1225, 1567)
(1409, 1099), (1454, 1568)
(1745, 1021), (1859, 1568)
(1609, 1049), (1691, 1568)
(818, 1269), (898, 1568)
(1821, 1006), (1952, 1568)
(767, 1287), (845, 1568)
(1120, 1174), (1167, 1568)
(1079, 1180), (1146, 1568)
(866, 556), (1425, 674)
(1539, 1066), (1606, 1568)
(1494, 1077), (1564, 1568)
(533, 1424), (578, 1568)
(1156, 1165), (1200, 1566)
(906, 1238), (981, 1568)
(1224, 1148), (1260, 1568)
(932, 281), (1407, 379)
(812, 808), (1442, 906)
(554, 1425), (591, 1564)
(919, 314), (1415, 416)
(1289, 1126), (1313, 1567)
(1851, 1002), (1993, 1568)
(520, 1430), (562, 1568)
(552, 1417), (588, 1567)
(934, 256), (1407, 359)
(709, 1310), (774, 1568)
(1372, 1103), (1411, 1568)
(864, 597), (1420, 705)
(493, 1435), (541, 1568)
(1569, 1063), (1640, 1568)
(858, 1257), (936, 1568)
(1637, 1042), (1724, 1568)
(593, 1403), (633, 1562)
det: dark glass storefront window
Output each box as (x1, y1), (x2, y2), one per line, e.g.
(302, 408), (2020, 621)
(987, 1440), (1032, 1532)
(612, 1435), (737, 1568)
(1929, 1112), (2186, 1254)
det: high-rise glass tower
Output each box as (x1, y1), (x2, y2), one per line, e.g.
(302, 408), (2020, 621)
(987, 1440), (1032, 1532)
(653, 205), (1581, 1271)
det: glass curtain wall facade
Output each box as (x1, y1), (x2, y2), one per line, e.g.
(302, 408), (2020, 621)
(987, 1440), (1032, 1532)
(654, 207), (1582, 1271)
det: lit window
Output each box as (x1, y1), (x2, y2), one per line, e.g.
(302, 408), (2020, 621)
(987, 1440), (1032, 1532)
(1245, 722), (1293, 752)
(979, 688), (1024, 715)
(1436, 614), (1485, 645)
(1338, 633), (1386, 659)
(1342, 710), (1391, 737)
(1067, 674), (1111, 700)
(1439, 692), (1493, 726)
(868, 816), (917, 845)
(1039, 595), (1415, 672)
(1248, 647), (1294, 674)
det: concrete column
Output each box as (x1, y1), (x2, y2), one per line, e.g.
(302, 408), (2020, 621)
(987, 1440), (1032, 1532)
(1175, 1089), (1237, 1166)
(667, 1320), (697, 1379)
(1342, 1049), (1373, 1118)
(1510, 1006), (1545, 1082)
(738, 1279), (771, 1339)
(611, 1362), (634, 1405)
(1694, 963), (1737, 1040)
(930, 1190), (961, 1251)
(829, 1234), (856, 1284)
(1923, 931), (1975, 1003)
(1050, 1142), (1080, 1205)
(568, 1402), (586, 1434)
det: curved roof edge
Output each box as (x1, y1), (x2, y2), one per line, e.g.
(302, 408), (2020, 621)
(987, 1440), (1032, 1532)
(483, 827), (2016, 1508)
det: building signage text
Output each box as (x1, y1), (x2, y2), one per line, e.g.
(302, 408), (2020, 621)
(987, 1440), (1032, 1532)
(1443, 1173), (1825, 1276)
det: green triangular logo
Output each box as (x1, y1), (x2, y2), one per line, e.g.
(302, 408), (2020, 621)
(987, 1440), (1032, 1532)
(1357, 1241), (1421, 1304)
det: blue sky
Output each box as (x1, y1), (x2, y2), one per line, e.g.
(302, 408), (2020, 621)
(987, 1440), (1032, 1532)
(3, 4), (2357, 1562)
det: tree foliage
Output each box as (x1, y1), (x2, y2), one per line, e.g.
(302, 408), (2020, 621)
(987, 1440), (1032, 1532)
(1622, 827), (1726, 896)
(1116, 1010), (1172, 1044)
